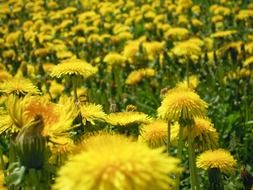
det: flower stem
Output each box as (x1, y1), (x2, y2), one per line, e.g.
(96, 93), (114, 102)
(188, 129), (200, 190)
(175, 125), (184, 190)
(208, 168), (224, 190)
(72, 76), (78, 105)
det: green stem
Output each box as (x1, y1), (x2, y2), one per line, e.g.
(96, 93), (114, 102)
(72, 76), (78, 105)
(175, 125), (184, 190)
(188, 129), (200, 190)
(207, 168), (224, 190)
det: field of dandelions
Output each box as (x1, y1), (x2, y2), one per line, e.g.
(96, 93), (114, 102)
(0, 0), (252, 189)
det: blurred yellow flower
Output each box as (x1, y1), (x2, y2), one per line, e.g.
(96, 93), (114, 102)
(0, 70), (12, 82)
(244, 56), (253, 67)
(139, 120), (167, 148)
(53, 134), (181, 190)
(177, 75), (199, 89)
(125, 68), (155, 85)
(0, 171), (6, 190)
(103, 53), (126, 68)
(164, 27), (190, 40)
(211, 30), (237, 38)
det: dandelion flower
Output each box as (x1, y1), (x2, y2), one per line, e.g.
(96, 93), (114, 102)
(177, 75), (199, 89)
(0, 171), (6, 190)
(210, 30), (237, 38)
(143, 41), (164, 59)
(187, 117), (218, 150)
(25, 96), (77, 144)
(103, 52), (126, 67)
(196, 149), (236, 173)
(50, 59), (98, 79)
(106, 111), (152, 126)
(164, 27), (190, 40)
(157, 87), (208, 122)
(80, 103), (107, 125)
(125, 68), (155, 85)
(139, 120), (167, 148)
(244, 56), (253, 67)
(0, 70), (11, 81)
(0, 78), (40, 96)
(53, 134), (181, 190)
(170, 38), (203, 62)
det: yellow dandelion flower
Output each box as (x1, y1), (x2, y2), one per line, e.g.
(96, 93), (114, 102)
(245, 41), (253, 54)
(164, 27), (190, 40)
(0, 70), (11, 81)
(157, 87), (208, 122)
(25, 96), (77, 144)
(0, 78), (40, 96)
(112, 32), (133, 42)
(178, 15), (189, 26)
(56, 50), (74, 60)
(125, 68), (155, 85)
(236, 10), (253, 20)
(139, 120), (167, 148)
(210, 5), (231, 16)
(53, 134), (181, 190)
(0, 171), (6, 190)
(210, 30), (237, 38)
(191, 18), (203, 27)
(244, 56), (253, 67)
(191, 5), (201, 15)
(187, 117), (218, 150)
(211, 15), (224, 23)
(171, 38), (203, 62)
(49, 81), (64, 99)
(177, 75), (199, 89)
(0, 94), (76, 144)
(2, 50), (16, 60)
(103, 53), (126, 67)
(106, 111), (152, 126)
(122, 37), (146, 63)
(33, 47), (52, 57)
(0, 111), (17, 134)
(196, 149), (237, 173)
(143, 41), (164, 60)
(5, 31), (21, 46)
(50, 59), (98, 79)
(80, 103), (107, 125)
(49, 138), (75, 165)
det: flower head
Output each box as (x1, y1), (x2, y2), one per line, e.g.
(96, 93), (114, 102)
(50, 59), (98, 79)
(139, 120), (167, 148)
(103, 52), (126, 68)
(196, 149), (236, 173)
(188, 117), (218, 150)
(0, 78), (40, 96)
(53, 134), (181, 190)
(80, 103), (107, 125)
(210, 30), (237, 38)
(157, 87), (208, 122)
(0, 171), (6, 190)
(106, 111), (152, 126)
(125, 68), (155, 85)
